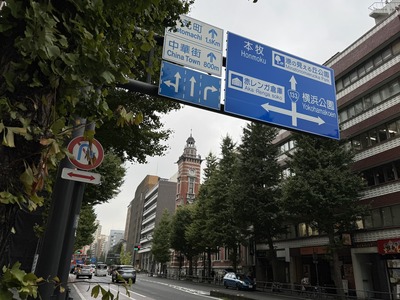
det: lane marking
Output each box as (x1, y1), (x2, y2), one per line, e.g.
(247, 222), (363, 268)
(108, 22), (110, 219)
(72, 283), (86, 300)
(141, 279), (221, 299)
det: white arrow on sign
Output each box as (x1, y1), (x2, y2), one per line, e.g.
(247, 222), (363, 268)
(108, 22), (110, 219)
(289, 75), (297, 91)
(203, 85), (218, 101)
(61, 168), (101, 185)
(164, 72), (181, 93)
(189, 76), (196, 97)
(261, 102), (325, 126)
(261, 75), (325, 127)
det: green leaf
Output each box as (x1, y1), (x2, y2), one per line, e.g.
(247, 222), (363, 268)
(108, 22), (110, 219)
(0, 288), (13, 300)
(3, 128), (15, 147)
(100, 71), (115, 83)
(91, 285), (100, 297)
(134, 112), (143, 125)
(46, 45), (61, 59)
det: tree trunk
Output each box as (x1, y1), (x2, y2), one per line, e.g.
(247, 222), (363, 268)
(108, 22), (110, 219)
(207, 248), (212, 278)
(230, 246), (238, 272)
(267, 234), (278, 282)
(188, 256), (193, 276)
(329, 234), (345, 299)
(0, 204), (18, 269)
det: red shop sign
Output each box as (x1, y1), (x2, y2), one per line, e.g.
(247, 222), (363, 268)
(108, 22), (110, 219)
(377, 238), (400, 255)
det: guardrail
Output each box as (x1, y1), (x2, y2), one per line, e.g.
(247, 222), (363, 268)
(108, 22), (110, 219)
(255, 281), (395, 299)
(162, 273), (395, 299)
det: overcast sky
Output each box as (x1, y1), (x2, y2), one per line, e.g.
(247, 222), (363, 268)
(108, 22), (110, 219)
(95, 0), (377, 236)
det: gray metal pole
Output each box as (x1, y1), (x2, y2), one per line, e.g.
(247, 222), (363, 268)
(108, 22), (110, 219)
(54, 181), (86, 299)
(34, 119), (86, 299)
(54, 121), (94, 300)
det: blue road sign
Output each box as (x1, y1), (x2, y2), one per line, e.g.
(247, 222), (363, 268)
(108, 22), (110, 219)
(225, 32), (339, 140)
(163, 15), (224, 76)
(159, 61), (221, 110)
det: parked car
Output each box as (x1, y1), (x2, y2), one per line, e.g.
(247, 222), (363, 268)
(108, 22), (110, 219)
(223, 272), (256, 291)
(76, 265), (92, 279)
(111, 265), (136, 283)
(89, 264), (96, 274)
(95, 263), (108, 276)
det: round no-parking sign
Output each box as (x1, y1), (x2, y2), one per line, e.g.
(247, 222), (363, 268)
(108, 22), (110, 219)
(67, 136), (104, 170)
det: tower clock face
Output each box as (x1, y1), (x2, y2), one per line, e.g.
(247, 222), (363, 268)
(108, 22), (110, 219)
(189, 168), (195, 176)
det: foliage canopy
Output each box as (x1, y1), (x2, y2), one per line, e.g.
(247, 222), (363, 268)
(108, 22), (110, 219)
(0, 0), (193, 297)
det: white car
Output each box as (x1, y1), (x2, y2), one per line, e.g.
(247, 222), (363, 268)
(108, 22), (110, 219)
(76, 265), (92, 279)
(89, 264), (96, 274)
(95, 263), (108, 276)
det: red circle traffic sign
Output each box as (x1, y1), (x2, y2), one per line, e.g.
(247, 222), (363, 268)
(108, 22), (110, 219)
(67, 136), (104, 170)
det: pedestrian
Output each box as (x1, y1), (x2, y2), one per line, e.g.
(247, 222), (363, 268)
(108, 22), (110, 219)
(210, 269), (215, 283)
(301, 272), (310, 293)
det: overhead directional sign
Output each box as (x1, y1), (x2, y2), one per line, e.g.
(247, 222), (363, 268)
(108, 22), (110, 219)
(61, 168), (101, 185)
(159, 60), (221, 110)
(162, 15), (223, 76)
(225, 32), (339, 140)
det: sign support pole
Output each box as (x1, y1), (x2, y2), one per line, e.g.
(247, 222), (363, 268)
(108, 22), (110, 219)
(34, 118), (86, 299)
(54, 121), (96, 300)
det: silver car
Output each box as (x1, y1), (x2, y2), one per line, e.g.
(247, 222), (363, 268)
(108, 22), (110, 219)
(76, 265), (92, 279)
(112, 265), (136, 283)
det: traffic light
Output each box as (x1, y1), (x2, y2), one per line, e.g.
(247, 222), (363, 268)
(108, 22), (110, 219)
(75, 250), (82, 254)
(134, 245), (141, 251)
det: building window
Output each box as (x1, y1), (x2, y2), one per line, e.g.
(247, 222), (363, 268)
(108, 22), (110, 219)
(188, 177), (195, 194)
(363, 95), (373, 110)
(381, 207), (393, 227)
(339, 77), (400, 125)
(336, 80), (343, 91)
(297, 223), (317, 237)
(392, 205), (400, 225)
(351, 137), (362, 151)
(335, 40), (398, 93)
(372, 209), (383, 228)
(383, 164), (396, 182)
(354, 100), (363, 115)
(339, 110), (348, 123)
(387, 120), (400, 137)
(382, 48), (392, 61)
(343, 76), (351, 88)
(393, 39), (400, 55)
(371, 91), (382, 106)
(373, 54), (383, 67)
(367, 129), (378, 146)
(377, 124), (388, 142)
(362, 206), (400, 229)
(364, 215), (373, 228)
(357, 65), (366, 78)
(349, 115), (400, 152)
(224, 248), (230, 261)
(364, 60), (374, 73)
(349, 70), (358, 83)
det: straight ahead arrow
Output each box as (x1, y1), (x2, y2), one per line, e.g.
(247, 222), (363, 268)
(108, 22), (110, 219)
(189, 76), (196, 97)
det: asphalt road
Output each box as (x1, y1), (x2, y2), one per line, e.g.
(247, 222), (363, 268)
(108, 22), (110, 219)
(67, 273), (302, 300)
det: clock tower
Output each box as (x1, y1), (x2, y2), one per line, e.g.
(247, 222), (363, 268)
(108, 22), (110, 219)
(176, 133), (202, 207)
